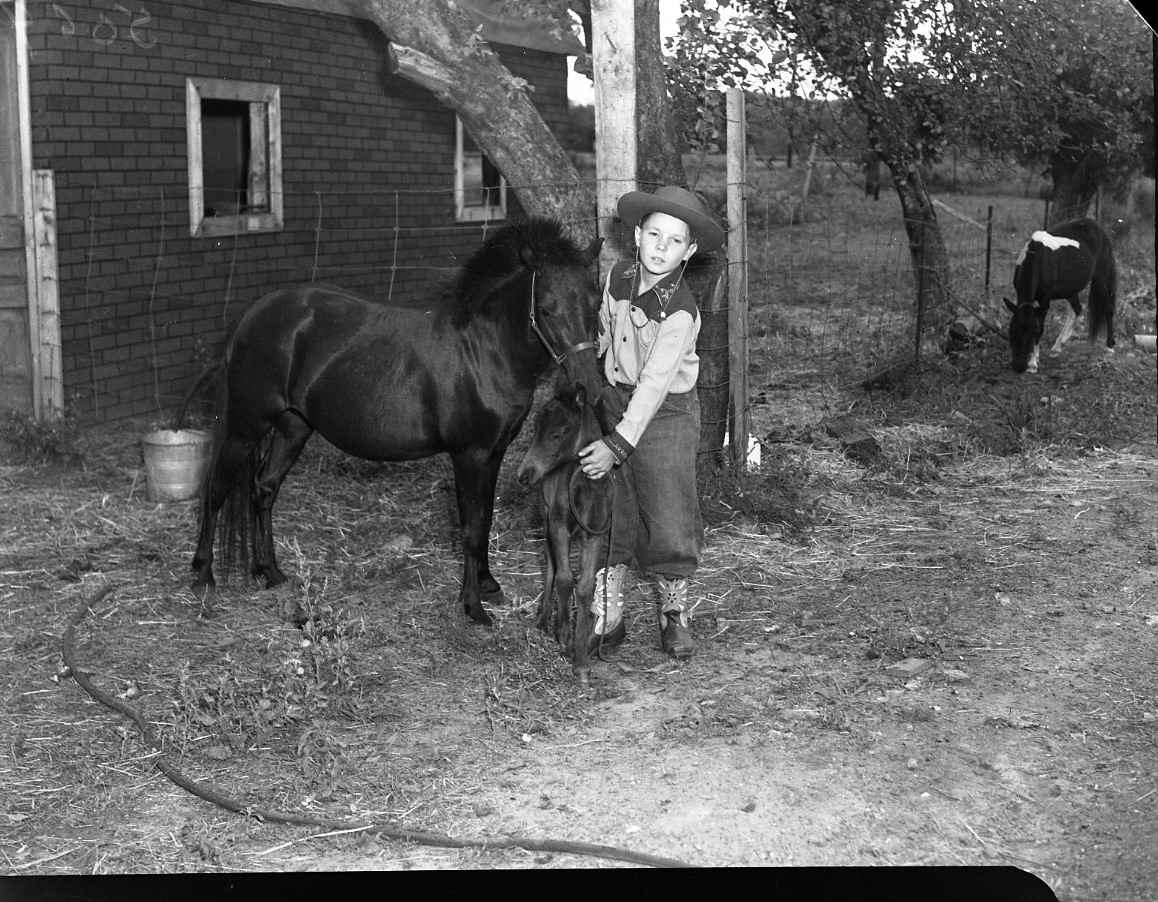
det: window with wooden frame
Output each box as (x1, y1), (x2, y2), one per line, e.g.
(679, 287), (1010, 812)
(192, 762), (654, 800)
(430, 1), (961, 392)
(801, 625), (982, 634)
(455, 117), (506, 223)
(186, 78), (283, 237)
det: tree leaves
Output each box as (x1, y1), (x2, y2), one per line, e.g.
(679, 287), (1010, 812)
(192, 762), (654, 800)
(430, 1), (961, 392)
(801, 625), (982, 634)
(667, 0), (1152, 197)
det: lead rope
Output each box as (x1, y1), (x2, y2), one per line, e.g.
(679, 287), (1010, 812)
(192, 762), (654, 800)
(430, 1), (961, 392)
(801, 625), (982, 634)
(594, 468), (617, 660)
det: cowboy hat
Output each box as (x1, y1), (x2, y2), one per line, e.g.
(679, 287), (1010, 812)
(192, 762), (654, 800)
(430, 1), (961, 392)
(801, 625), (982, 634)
(617, 185), (725, 253)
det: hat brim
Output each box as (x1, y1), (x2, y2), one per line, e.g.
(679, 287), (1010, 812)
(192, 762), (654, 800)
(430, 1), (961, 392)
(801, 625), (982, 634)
(617, 191), (725, 253)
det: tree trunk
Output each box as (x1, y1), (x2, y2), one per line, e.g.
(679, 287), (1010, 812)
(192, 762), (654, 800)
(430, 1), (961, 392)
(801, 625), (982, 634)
(893, 164), (951, 359)
(634, 0), (684, 190)
(629, 0), (729, 461)
(694, 260), (729, 463)
(1047, 154), (1099, 225)
(361, 0), (594, 240)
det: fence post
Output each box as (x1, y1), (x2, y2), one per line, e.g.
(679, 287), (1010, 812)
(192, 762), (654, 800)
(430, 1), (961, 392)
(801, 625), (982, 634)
(798, 135), (818, 223)
(913, 219), (925, 366)
(725, 88), (749, 470)
(31, 169), (63, 420)
(591, 0), (636, 278)
(984, 204), (993, 297)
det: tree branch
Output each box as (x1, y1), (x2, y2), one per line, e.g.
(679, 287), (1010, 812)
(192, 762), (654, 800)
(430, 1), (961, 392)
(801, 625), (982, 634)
(360, 0), (594, 236)
(386, 43), (456, 100)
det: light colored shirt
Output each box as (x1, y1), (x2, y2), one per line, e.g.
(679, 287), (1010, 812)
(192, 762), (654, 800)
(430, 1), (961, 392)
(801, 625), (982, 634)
(597, 261), (700, 448)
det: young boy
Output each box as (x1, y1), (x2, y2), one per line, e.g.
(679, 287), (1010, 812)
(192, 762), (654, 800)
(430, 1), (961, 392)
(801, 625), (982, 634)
(578, 185), (724, 660)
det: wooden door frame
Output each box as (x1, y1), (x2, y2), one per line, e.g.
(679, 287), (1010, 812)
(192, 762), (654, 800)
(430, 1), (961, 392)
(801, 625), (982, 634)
(13, 0), (61, 419)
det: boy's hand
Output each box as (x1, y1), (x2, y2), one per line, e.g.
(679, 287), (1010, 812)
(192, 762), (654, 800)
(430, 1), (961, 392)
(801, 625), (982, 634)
(578, 440), (615, 480)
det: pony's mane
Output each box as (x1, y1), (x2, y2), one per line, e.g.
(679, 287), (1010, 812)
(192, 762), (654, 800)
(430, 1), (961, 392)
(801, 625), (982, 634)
(452, 217), (585, 316)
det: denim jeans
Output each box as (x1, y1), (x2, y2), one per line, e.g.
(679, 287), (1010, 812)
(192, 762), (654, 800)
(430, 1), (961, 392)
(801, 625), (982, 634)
(608, 387), (702, 579)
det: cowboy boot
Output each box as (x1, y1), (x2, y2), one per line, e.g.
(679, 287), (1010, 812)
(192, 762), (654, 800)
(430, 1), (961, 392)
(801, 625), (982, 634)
(655, 576), (695, 660)
(588, 563), (627, 654)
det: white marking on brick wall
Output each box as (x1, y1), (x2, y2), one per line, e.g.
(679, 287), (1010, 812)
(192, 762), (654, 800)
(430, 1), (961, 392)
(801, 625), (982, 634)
(49, 3), (156, 49)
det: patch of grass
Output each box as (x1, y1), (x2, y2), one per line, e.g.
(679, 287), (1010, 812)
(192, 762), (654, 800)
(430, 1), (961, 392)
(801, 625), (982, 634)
(0, 408), (85, 465)
(295, 724), (351, 800)
(993, 388), (1058, 453)
(699, 452), (824, 538)
(291, 586), (365, 720)
(166, 566), (365, 797)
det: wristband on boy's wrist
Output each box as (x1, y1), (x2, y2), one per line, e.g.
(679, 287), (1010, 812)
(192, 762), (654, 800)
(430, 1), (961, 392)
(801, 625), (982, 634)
(603, 431), (634, 464)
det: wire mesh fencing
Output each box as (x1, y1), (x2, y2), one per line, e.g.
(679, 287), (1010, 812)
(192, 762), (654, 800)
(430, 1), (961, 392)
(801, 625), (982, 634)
(55, 169), (1055, 423)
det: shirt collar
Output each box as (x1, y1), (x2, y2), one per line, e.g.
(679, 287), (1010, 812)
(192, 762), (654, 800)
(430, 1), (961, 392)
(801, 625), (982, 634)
(620, 262), (684, 298)
(619, 262), (687, 321)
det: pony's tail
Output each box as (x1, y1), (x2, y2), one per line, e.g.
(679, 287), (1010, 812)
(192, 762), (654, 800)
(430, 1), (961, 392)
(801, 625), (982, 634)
(217, 440), (260, 583)
(209, 359), (260, 582)
(172, 362), (221, 431)
(1087, 243), (1118, 344)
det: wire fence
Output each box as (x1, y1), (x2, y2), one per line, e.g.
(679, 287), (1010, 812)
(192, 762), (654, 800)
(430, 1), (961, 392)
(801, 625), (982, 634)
(55, 171), (1061, 424)
(742, 185), (1049, 395)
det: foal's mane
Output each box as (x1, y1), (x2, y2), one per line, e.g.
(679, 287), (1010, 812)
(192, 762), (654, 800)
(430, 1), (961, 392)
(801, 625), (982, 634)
(452, 217), (586, 320)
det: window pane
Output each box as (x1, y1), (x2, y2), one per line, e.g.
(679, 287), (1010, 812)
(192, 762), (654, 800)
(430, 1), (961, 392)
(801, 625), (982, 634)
(455, 115), (504, 222)
(201, 98), (249, 216)
(481, 156), (502, 207)
(462, 153), (484, 207)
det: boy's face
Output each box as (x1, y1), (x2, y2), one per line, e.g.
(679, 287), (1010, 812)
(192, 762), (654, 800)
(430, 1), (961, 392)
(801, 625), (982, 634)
(635, 212), (697, 279)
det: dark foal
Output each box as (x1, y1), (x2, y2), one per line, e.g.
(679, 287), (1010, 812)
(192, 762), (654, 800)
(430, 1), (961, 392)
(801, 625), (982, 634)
(516, 385), (612, 683)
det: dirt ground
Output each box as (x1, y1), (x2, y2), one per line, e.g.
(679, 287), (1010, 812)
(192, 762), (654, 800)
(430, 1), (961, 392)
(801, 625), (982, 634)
(1, 333), (1156, 893)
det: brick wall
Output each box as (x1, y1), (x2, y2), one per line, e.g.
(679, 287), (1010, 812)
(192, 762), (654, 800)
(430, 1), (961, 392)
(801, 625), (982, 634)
(25, 0), (573, 422)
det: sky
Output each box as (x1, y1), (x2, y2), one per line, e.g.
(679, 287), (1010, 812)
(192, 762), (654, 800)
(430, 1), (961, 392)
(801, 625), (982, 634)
(567, 0), (681, 106)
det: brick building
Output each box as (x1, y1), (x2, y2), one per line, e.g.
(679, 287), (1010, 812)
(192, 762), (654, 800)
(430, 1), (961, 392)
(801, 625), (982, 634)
(0, 0), (580, 422)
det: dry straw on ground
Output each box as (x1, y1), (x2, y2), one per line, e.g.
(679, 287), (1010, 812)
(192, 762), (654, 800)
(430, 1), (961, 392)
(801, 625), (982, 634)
(2, 321), (1155, 873)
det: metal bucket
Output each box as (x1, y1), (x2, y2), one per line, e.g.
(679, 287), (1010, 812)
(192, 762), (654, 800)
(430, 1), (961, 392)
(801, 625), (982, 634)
(141, 429), (212, 502)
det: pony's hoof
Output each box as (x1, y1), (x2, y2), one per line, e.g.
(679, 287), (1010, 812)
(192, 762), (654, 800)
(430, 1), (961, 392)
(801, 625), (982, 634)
(466, 605), (494, 627)
(262, 569), (289, 589)
(480, 586), (508, 606)
(190, 566), (216, 593)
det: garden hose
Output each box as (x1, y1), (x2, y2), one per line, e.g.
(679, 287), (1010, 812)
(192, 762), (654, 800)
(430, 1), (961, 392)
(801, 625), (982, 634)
(60, 584), (694, 869)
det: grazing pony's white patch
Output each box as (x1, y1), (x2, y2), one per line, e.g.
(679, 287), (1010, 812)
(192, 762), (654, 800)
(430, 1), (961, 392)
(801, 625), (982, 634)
(1031, 230), (1081, 251)
(1015, 230), (1082, 266)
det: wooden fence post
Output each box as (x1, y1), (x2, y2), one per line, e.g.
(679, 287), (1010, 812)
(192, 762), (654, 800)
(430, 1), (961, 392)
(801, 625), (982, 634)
(984, 204), (993, 297)
(798, 135), (818, 223)
(725, 88), (749, 470)
(32, 169), (62, 419)
(591, 0), (635, 278)
(913, 220), (925, 367)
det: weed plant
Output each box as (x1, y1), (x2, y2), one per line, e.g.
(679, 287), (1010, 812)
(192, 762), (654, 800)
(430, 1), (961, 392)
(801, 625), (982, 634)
(167, 567), (365, 796)
(1, 408), (84, 465)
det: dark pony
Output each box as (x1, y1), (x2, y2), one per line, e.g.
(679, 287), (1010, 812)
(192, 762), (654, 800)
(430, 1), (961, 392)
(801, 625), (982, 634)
(1003, 218), (1117, 374)
(515, 384), (612, 683)
(191, 217), (603, 626)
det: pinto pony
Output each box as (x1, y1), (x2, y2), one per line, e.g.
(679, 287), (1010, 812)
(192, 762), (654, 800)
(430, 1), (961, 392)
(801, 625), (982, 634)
(1003, 218), (1117, 374)
(191, 218), (603, 626)
(516, 385), (613, 683)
